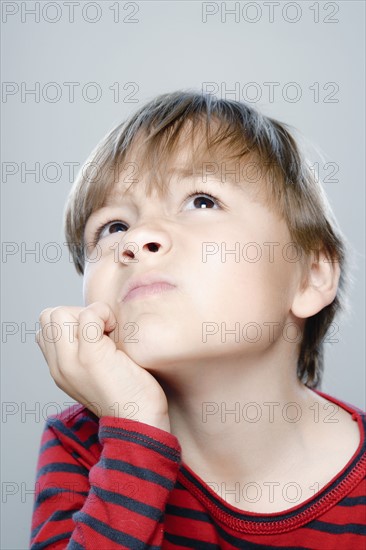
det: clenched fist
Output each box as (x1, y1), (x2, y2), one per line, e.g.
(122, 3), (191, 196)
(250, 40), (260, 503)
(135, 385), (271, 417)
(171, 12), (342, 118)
(36, 301), (171, 432)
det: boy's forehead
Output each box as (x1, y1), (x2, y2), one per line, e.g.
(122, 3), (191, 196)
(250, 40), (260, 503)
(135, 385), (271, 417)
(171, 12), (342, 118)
(103, 135), (267, 207)
(104, 166), (224, 205)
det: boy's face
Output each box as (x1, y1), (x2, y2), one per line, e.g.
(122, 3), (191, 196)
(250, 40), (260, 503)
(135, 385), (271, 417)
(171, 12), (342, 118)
(82, 147), (305, 374)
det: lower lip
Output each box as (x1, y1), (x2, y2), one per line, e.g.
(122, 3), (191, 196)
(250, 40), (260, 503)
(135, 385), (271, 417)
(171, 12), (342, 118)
(123, 283), (176, 302)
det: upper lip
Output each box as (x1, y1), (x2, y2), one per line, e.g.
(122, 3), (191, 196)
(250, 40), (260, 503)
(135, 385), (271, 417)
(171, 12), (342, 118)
(120, 272), (177, 302)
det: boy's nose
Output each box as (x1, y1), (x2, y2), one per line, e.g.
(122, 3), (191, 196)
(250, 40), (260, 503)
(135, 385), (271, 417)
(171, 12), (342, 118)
(121, 241), (160, 261)
(117, 222), (173, 263)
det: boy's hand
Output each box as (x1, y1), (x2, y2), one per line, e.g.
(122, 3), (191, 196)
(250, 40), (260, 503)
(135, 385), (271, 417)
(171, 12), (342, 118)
(36, 302), (171, 432)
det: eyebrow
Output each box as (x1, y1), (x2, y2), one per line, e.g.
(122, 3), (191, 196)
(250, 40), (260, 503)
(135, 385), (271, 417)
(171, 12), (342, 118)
(103, 164), (245, 211)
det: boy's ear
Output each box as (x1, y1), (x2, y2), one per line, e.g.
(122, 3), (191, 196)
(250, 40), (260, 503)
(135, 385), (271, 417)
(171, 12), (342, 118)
(291, 249), (341, 319)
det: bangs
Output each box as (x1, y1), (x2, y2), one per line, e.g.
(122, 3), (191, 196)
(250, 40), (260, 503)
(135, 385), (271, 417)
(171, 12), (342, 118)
(102, 114), (262, 203)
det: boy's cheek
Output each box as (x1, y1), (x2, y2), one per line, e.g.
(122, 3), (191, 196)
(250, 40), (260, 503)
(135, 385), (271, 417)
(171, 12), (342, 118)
(82, 271), (110, 307)
(82, 270), (94, 305)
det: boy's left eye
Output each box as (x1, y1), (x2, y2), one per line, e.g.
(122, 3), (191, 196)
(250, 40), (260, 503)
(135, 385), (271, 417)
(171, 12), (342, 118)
(184, 191), (222, 210)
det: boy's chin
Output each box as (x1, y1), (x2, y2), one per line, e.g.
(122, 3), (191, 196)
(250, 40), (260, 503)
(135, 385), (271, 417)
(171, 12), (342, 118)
(116, 339), (183, 373)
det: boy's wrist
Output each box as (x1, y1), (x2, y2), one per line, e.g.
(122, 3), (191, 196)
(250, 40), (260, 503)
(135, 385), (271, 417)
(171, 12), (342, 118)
(135, 411), (171, 433)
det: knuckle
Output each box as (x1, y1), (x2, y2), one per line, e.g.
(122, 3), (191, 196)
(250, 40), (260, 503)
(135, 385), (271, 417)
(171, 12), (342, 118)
(49, 306), (66, 319)
(39, 307), (53, 321)
(78, 307), (89, 316)
(79, 307), (97, 321)
(93, 300), (108, 309)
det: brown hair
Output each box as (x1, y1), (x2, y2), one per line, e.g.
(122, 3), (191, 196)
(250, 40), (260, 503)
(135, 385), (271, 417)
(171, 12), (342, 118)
(63, 89), (351, 389)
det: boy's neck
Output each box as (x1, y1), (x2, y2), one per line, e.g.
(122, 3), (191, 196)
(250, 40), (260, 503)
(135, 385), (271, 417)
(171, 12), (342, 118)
(152, 349), (330, 483)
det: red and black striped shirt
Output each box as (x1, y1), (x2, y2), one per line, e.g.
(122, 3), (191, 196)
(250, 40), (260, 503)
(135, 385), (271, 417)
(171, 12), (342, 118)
(30, 389), (366, 549)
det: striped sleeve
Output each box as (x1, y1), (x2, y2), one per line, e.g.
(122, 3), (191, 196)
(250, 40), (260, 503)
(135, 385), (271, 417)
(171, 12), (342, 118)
(30, 412), (182, 549)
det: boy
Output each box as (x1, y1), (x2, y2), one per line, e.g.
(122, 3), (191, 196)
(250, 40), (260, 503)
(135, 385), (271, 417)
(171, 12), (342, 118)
(31, 90), (365, 548)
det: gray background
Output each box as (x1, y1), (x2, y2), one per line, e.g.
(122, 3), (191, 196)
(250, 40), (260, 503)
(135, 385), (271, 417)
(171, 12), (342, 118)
(1, 1), (365, 548)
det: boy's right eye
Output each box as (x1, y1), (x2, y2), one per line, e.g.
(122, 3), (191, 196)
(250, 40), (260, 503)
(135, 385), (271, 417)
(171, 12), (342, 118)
(91, 220), (128, 245)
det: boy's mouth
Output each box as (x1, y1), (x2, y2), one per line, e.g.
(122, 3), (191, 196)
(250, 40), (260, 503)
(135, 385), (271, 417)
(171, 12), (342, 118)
(123, 282), (177, 303)
(120, 271), (177, 303)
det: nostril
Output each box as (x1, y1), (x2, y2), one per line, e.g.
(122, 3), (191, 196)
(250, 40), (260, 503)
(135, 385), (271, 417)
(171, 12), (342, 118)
(147, 242), (159, 252)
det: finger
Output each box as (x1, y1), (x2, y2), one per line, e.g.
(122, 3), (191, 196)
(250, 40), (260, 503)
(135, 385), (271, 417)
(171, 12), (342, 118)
(87, 301), (118, 333)
(48, 306), (85, 370)
(39, 306), (84, 382)
(37, 307), (59, 367)
(77, 301), (117, 365)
